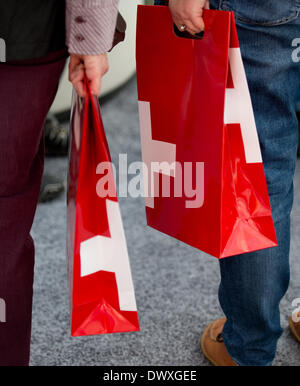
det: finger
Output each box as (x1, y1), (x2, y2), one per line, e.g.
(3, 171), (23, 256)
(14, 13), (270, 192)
(69, 63), (84, 80)
(183, 20), (200, 34)
(190, 15), (205, 32)
(174, 19), (198, 35)
(101, 63), (109, 77)
(204, 0), (210, 9)
(176, 15), (204, 35)
(73, 80), (85, 98)
(100, 54), (109, 76)
(69, 64), (84, 82)
(69, 69), (83, 84)
(90, 76), (102, 97)
(69, 56), (81, 76)
(70, 65), (85, 97)
(176, 20), (203, 36)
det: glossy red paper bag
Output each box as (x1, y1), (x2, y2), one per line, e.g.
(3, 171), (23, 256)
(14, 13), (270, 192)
(136, 5), (277, 258)
(67, 80), (139, 336)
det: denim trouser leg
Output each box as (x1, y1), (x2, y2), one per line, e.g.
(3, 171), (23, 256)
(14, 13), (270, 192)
(155, 0), (300, 365)
(219, 217), (291, 366)
(214, 3), (300, 366)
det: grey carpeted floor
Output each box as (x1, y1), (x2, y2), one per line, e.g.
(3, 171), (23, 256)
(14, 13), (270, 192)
(30, 78), (300, 366)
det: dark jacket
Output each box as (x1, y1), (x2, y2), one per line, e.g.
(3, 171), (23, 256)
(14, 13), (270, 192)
(0, 0), (66, 62)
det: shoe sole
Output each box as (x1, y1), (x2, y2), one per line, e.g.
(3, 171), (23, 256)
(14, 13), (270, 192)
(289, 316), (300, 343)
(200, 323), (219, 367)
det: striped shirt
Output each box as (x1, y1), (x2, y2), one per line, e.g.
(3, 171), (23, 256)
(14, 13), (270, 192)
(66, 0), (120, 55)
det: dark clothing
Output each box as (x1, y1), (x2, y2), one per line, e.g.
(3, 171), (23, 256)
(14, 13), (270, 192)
(0, 50), (66, 365)
(0, 0), (66, 61)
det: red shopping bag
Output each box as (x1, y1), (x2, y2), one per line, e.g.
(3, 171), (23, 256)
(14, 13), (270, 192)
(136, 5), (277, 258)
(67, 78), (139, 336)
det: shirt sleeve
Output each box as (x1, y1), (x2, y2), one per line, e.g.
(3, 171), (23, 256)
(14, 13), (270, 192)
(66, 0), (119, 55)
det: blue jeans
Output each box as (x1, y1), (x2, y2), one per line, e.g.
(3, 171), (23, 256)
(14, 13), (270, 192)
(155, 0), (300, 365)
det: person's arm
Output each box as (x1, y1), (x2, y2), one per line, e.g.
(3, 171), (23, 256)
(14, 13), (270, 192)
(66, 0), (119, 55)
(66, 0), (120, 97)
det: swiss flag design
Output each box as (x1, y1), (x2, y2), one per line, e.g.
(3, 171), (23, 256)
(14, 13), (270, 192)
(138, 100), (177, 208)
(80, 199), (137, 312)
(68, 82), (139, 336)
(136, 6), (277, 258)
(224, 46), (262, 164)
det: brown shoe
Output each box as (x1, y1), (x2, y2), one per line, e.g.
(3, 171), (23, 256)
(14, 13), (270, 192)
(201, 318), (237, 366)
(289, 313), (300, 343)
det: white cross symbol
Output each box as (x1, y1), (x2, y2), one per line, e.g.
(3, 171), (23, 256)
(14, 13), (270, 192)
(224, 47), (262, 164)
(138, 101), (176, 208)
(80, 199), (137, 312)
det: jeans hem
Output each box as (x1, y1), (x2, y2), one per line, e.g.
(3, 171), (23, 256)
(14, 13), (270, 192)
(223, 338), (273, 367)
